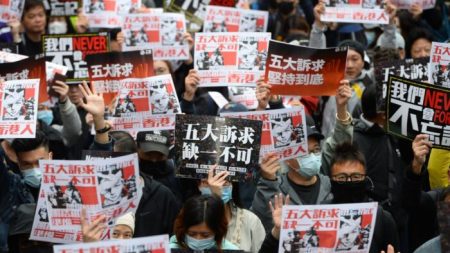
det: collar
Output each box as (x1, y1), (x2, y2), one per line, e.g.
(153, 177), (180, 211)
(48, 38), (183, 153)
(360, 114), (374, 128)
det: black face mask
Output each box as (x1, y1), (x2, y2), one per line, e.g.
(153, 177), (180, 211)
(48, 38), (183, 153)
(139, 160), (166, 176)
(331, 180), (367, 204)
(278, 2), (295, 15)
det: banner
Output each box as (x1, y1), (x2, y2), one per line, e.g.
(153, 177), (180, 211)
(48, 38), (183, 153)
(122, 13), (190, 60)
(391, 0), (435, 10)
(43, 33), (110, 83)
(0, 79), (39, 138)
(387, 75), (450, 150)
(166, 0), (209, 32)
(86, 50), (154, 104)
(107, 75), (180, 133)
(40, 153), (142, 230)
(321, 0), (389, 24)
(374, 57), (429, 112)
(279, 202), (378, 253)
(429, 42), (450, 88)
(194, 32), (270, 87)
(0, 0), (24, 22)
(221, 107), (308, 160)
(54, 234), (170, 253)
(265, 40), (347, 96)
(48, 0), (79, 16)
(204, 5), (268, 32)
(174, 114), (262, 182)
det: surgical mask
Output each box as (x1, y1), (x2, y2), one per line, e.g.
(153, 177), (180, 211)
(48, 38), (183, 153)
(296, 153), (321, 178)
(199, 187), (212, 196)
(331, 180), (367, 204)
(221, 185), (232, 203)
(22, 168), (42, 188)
(185, 235), (216, 250)
(38, 110), (54, 126)
(48, 21), (68, 34)
(278, 1), (294, 15)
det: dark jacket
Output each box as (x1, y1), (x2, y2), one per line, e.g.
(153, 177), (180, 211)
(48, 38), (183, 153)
(134, 174), (181, 237)
(258, 206), (399, 253)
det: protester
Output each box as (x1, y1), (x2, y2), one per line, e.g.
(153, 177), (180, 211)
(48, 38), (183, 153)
(15, 0), (46, 56)
(170, 195), (239, 250)
(81, 209), (135, 242)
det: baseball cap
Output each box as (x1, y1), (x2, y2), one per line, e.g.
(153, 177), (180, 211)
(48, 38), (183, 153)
(136, 131), (170, 156)
(306, 125), (324, 141)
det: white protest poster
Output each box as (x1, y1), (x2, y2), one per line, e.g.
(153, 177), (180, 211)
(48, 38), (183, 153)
(321, 0), (389, 24)
(204, 5), (268, 32)
(429, 42), (450, 88)
(0, 0), (24, 22)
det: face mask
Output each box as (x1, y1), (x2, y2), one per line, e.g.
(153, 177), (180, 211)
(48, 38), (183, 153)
(199, 187), (212, 196)
(185, 235), (216, 250)
(139, 160), (166, 176)
(296, 153), (321, 178)
(331, 180), (367, 204)
(221, 185), (232, 203)
(38, 110), (54, 126)
(22, 168), (42, 188)
(278, 1), (294, 15)
(48, 21), (68, 34)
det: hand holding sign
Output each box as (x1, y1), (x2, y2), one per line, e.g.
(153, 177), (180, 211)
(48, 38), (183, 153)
(336, 80), (352, 121)
(81, 208), (106, 242)
(256, 79), (272, 111)
(207, 165), (230, 197)
(411, 134), (432, 174)
(260, 152), (281, 180)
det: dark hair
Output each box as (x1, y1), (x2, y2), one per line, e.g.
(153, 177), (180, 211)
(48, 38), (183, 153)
(405, 28), (433, 58)
(174, 195), (228, 251)
(361, 84), (377, 120)
(330, 142), (366, 173)
(11, 129), (49, 153)
(22, 0), (46, 19)
(110, 131), (137, 153)
(373, 47), (401, 64)
(441, 186), (450, 201)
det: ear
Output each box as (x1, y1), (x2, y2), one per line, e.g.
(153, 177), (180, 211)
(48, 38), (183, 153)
(48, 151), (53, 160)
(1, 141), (18, 163)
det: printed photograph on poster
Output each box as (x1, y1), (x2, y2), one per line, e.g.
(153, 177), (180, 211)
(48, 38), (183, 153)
(387, 75), (450, 150)
(43, 33), (109, 83)
(204, 5), (268, 32)
(174, 114), (262, 182)
(48, 0), (79, 16)
(194, 32), (270, 87)
(374, 57), (429, 112)
(121, 13), (189, 60)
(166, 0), (210, 32)
(221, 107), (308, 160)
(0, 0), (24, 22)
(429, 42), (450, 88)
(390, 0), (435, 10)
(279, 202), (378, 253)
(53, 234), (170, 253)
(228, 87), (258, 110)
(0, 79), (38, 138)
(321, 0), (389, 24)
(265, 40), (347, 96)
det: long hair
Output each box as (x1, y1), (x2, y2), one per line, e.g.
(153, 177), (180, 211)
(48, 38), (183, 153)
(173, 195), (228, 251)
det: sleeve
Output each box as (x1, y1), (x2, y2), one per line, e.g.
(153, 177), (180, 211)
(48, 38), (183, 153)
(381, 209), (400, 251)
(52, 100), (82, 147)
(308, 23), (327, 49)
(89, 136), (114, 151)
(250, 212), (267, 253)
(320, 115), (353, 176)
(401, 167), (425, 209)
(258, 232), (279, 253)
(160, 187), (182, 235)
(250, 177), (281, 233)
(180, 96), (197, 115)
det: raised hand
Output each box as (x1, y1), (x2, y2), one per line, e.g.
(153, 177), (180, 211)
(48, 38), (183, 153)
(81, 208), (106, 242)
(260, 152), (281, 180)
(52, 80), (69, 102)
(184, 69), (200, 101)
(78, 81), (105, 120)
(256, 79), (272, 110)
(207, 165), (230, 197)
(411, 134), (432, 174)
(269, 193), (290, 239)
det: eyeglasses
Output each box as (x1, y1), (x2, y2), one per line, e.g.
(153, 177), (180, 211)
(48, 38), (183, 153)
(332, 173), (366, 183)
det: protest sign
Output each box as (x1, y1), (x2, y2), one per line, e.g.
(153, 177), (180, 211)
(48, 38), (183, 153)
(82, 150), (132, 160)
(0, 43), (19, 54)
(279, 202), (378, 253)
(0, 79), (39, 138)
(174, 114), (262, 181)
(40, 153), (142, 230)
(122, 13), (190, 60)
(30, 189), (85, 244)
(203, 5), (268, 32)
(321, 0), (389, 24)
(0, 50), (27, 63)
(265, 40), (347, 96)
(43, 33), (110, 83)
(48, 0), (79, 16)
(82, 0), (141, 28)
(166, 0), (209, 32)
(391, 0), (435, 10)
(0, 0), (24, 22)
(221, 107), (308, 160)
(429, 42), (450, 88)
(107, 75), (180, 133)
(53, 234), (170, 253)
(374, 57), (429, 112)
(194, 32), (270, 87)
(86, 50), (154, 104)
(228, 87), (258, 110)
(387, 75), (450, 150)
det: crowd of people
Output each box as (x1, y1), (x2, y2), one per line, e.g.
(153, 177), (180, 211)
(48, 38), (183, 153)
(0, 0), (449, 252)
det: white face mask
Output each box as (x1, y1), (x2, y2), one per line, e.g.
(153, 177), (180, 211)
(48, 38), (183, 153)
(48, 21), (68, 34)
